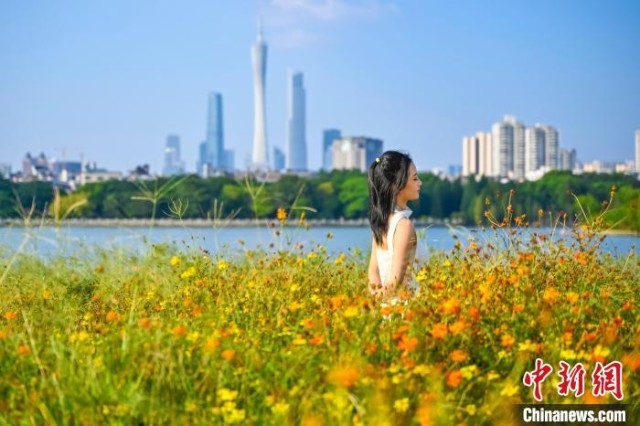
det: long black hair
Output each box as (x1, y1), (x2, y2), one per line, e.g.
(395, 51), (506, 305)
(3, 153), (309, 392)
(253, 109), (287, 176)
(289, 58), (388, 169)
(368, 150), (413, 246)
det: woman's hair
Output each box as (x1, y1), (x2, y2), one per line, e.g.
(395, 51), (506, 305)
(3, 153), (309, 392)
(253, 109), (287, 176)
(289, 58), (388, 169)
(368, 150), (414, 246)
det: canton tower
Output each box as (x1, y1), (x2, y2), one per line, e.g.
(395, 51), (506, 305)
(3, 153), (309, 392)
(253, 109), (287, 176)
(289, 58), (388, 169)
(251, 21), (269, 171)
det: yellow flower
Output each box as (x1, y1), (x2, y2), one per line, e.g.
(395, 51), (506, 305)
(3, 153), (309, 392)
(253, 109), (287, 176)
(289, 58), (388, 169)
(393, 398), (410, 413)
(593, 345), (610, 358)
(343, 306), (359, 318)
(225, 408), (246, 424)
(277, 208), (287, 222)
(217, 260), (228, 270)
(560, 349), (577, 360)
(217, 388), (238, 402)
(170, 256), (180, 267)
(413, 364), (431, 377)
(292, 336), (307, 346)
(307, 252), (317, 259)
(460, 365), (479, 380)
(486, 371), (500, 381)
(334, 253), (346, 264)
(466, 404), (477, 415)
(518, 340), (538, 353)
(180, 267), (196, 279)
(272, 402), (290, 415)
(500, 383), (519, 397)
(187, 331), (200, 343)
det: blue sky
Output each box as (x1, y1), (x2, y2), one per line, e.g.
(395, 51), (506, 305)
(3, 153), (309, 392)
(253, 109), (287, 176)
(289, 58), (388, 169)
(1, 0), (639, 174)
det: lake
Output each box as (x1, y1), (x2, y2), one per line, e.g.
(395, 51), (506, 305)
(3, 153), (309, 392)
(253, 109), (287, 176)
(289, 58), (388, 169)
(0, 225), (637, 259)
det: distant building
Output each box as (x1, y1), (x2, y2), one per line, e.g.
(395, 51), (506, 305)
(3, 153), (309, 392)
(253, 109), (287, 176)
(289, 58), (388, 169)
(559, 148), (577, 171)
(251, 23), (269, 171)
(163, 135), (185, 176)
(331, 137), (383, 172)
(199, 92), (233, 176)
(286, 71), (307, 172)
(492, 115), (525, 180)
(0, 163), (11, 179)
(223, 149), (235, 172)
(462, 132), (493, 177)
(322, 129), (341, 171)
(80, 163), (122, 185)
(448, 165), (462, 179)
(52, 161), (82, 183)
(22, 152), (53, 181)
(273, 146), (285, 172)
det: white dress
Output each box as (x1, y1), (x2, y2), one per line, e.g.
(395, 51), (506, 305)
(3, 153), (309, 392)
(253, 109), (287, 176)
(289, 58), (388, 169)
(374, 208), (419, 296)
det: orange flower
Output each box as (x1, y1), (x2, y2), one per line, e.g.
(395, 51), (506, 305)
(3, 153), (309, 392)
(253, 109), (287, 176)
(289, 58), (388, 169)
(204, 338), (220, 352)
(4, 311), (18, 321)
(450, 350), (469, 363)
(440, 297), (461, 315)
(309, 335), (324, 346)
(543, 288), (560, 304)
(446, 370), (463, 387)
(468, 307), (480, 322)
(172, 325), (187, 337)
(138, 318), (152, 329)
(430, 323), (448, 340)
(17, 343), (30, 356)
(621, 353), (640, 371)
(432, 281), (445, 290)
(397, 335), (419, 352)
(512, 304), (525, 314)
(392, 325), (410, 340)
(105, 311), (119, 322)
(365, 343), (378, 355)
(327, 366), (359, 388)
(449, 320), (467, 335)
(0, 329), (7, 339)
(501, 334), (515, 349)
(221, 349), (236, 361)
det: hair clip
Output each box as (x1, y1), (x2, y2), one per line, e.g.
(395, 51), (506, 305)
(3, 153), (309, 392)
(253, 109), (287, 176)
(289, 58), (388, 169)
(375, 157), (380, 163)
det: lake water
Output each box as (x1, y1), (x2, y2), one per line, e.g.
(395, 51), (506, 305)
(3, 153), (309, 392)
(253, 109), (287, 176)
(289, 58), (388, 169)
(0, 225), (637, 259)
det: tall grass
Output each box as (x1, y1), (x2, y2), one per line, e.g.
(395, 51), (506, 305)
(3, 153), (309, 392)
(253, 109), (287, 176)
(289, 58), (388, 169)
(0, 188), (638, 424)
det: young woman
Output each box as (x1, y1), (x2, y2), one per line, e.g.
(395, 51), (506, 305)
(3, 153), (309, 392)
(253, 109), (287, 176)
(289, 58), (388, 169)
(367, 151), (422, 300)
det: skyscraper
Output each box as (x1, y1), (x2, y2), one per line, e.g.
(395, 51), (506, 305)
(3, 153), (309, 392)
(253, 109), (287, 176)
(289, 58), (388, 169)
(273, 146), (285, 172)
(331, 137), (383, 172)
(492, 115), (525, 179)
(286, 71), (307, 172)
(251, 23), (269, 171)
(525, 126), (545, 174)
(462, 132), (493, 177)
(543, 125), (559, 170)
(198, 92), (232, 176)
(163, 135), (185, 176)
(206, 92), (224, 171)
(559, 148), (577, 171)
(323, 129), (341, 171)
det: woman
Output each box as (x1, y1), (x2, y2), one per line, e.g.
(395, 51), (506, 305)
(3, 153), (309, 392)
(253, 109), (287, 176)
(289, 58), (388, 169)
(367, 151), (422, 300)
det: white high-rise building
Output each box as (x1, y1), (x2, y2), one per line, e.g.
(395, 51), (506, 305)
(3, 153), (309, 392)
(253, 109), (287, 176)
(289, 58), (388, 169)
(462, 132), (493, 177)
(251, 22), (269, 171)
(332, 137), (383, 172)
(286, 71), (307, 171)
(635, 130), (640, 173)
(492, 115), (525, 179)
(559, 148), (577, 171)
(163, 135), (185, 176)
(525, 126), (545, 174)
(543, 125), (559, 170)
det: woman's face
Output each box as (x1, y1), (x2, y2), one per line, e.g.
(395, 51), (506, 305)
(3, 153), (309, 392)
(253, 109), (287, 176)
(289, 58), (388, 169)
(397, 163), (422, 201)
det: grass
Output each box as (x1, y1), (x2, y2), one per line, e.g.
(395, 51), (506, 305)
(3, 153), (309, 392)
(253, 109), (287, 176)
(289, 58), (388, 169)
(0, 192), (639, 424)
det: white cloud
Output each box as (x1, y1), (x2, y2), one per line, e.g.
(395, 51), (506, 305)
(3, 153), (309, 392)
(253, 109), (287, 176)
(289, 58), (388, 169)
(272, 28), (322, 48)
(269, 0), (382, 21)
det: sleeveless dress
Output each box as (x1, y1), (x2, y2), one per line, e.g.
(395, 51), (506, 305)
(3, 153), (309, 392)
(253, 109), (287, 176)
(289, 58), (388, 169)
(373, 208), (419, 297)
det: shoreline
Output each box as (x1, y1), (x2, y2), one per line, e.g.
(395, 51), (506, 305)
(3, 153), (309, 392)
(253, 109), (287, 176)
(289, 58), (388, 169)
(0, 218), (638, 236)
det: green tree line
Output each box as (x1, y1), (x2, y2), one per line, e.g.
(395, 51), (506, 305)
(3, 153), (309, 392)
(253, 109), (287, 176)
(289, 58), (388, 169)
(1, 171), (639, 231)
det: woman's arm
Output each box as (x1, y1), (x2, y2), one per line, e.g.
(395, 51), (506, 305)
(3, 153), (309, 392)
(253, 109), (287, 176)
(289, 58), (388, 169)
(368, 238), (382, 289)
(380, 218), (414, 297)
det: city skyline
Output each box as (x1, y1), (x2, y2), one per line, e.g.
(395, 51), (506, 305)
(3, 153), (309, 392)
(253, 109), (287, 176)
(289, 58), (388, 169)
(1, 1), (639, 175)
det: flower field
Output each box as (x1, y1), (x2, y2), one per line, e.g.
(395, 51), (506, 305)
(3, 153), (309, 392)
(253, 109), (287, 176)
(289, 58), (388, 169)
(0, 226), (638, 424)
